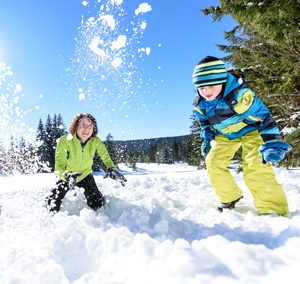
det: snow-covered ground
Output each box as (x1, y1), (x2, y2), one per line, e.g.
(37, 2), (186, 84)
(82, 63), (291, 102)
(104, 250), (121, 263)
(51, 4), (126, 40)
(1, 163), (300, 284)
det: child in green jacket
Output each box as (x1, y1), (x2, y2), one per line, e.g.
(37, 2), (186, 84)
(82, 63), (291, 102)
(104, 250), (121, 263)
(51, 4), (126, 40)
(46, 113), (126, 213)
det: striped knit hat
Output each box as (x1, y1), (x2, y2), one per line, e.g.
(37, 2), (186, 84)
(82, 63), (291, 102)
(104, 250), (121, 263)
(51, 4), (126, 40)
(192, 56), (227, 88)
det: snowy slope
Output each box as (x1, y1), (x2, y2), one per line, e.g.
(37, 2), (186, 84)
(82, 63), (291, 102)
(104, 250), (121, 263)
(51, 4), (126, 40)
(1, 163), (300, 284)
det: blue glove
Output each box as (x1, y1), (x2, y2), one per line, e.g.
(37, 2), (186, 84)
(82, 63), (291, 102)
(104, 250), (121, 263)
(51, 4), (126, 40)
(259, 142), (292, 164)
(201, 139), (211, 157)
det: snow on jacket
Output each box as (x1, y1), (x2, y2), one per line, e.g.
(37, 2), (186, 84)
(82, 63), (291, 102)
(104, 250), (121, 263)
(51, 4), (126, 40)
(193, 73), (283, 143)
(55, 133), (117, 182)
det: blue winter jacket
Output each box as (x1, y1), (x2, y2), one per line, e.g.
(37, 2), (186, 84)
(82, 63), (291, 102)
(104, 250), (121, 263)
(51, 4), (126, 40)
(193, 73), (282, 143)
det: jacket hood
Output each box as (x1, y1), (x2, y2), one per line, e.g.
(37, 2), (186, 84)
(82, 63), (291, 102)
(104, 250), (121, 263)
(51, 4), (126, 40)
(223, 73), (244, 97)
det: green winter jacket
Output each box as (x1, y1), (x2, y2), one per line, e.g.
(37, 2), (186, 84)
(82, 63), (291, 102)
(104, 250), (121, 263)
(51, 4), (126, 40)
(55, 133), (116, 182)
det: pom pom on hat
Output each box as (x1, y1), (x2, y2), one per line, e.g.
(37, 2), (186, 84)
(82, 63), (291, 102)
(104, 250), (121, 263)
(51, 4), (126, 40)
(192, 56), (227, 88)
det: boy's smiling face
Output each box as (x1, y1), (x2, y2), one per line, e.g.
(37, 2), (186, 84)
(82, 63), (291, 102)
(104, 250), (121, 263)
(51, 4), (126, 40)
(197, 84), (223, 101)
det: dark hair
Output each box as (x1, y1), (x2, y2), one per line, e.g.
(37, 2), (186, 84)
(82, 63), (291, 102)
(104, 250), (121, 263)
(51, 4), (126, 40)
(69, 113), (98, 137)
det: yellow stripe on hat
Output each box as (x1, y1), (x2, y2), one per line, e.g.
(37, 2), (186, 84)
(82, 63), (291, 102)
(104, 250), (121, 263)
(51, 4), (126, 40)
(193, 68), (227, 78)
(195, 60), (225, 70)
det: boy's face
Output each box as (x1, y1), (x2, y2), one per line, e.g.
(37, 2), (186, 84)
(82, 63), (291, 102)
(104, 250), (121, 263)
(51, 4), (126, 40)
(197, 84), (223, 101)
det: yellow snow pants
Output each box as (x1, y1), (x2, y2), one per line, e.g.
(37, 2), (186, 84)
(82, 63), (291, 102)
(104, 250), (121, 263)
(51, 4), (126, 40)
(206, 130), (288, 215)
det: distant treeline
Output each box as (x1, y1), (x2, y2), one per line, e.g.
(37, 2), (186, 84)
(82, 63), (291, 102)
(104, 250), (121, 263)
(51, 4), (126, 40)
(0, 111), (299, 177)
(0, 114), (199, 176)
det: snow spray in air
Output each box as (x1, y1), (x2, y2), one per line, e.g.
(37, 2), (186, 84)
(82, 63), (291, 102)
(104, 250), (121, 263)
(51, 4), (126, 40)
(0, 62), (37, 147)
(70, 1), (153, 117)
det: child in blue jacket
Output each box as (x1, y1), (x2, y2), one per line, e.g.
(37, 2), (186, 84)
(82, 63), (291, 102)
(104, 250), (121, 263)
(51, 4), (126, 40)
(192, 56), (292, 215)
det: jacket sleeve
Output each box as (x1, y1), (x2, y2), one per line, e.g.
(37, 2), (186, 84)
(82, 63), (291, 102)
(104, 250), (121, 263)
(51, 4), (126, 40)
(193, 108), (215, 141)
(233, 89), (283, 143)
(96, 138), (117, 169)
(54, 137), (69, 181)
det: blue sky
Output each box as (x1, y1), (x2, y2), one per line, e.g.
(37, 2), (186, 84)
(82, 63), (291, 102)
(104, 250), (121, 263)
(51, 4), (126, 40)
(0, 0), (236, 142)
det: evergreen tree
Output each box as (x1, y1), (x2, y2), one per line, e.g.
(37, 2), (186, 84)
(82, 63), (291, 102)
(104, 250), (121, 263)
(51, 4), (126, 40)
(104, 133), (118, 166)
(53, 113), (66, 141)
(35, 118), (48, 172)
(6, 136), (17, 174)
(138, 149), (148, 163)
(161, 140), (173, 164)
(0, 142), (7, 175)
(93, 153), (105, 172)
(178, 140), (188, 163)
(202, 0), (300, 167)
(35, 114), (66, 172)
(13, 137), (37, 174)
(115, 143), (127, 163)
(172, 140), (180, 162)
(149, 141), (158, 163)
(126, 150), (137, 170)
(43, 115), (55, 171)
(187, 114), (203, 167)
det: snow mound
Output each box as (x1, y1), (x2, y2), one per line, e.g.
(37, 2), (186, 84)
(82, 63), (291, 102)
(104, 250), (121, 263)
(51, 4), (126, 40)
(1, 164), (300, 283)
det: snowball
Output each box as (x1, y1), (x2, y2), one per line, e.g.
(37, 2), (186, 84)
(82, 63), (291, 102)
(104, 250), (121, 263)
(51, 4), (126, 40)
(100, 14), (116, 30)
(15, 83), (22, 92)
(140, 21), (147, 29)
(13, 96), (20, 104)
(111, 35), (127, 50)
(111, 0), (123, 5)
(135, 3), (152, 15)
(79, 92), (86, 101)
(111, 58), (123, 68)
(89, 37), (106, 58)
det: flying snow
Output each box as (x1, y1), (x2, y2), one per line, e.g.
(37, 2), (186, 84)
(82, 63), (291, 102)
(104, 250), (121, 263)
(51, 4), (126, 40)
(0, 62), (35, 146)
(100, 14), (116, 30)
(135, 3), (152, 15)
(111, 35), (127, 50)
(89, 36), (106, 59)
(70, 0), (155, 134)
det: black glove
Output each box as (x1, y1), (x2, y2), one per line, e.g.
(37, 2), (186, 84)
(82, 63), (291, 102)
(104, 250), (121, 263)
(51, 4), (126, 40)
(65, 172), (82, 190)
(104, 168), (127, 186)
